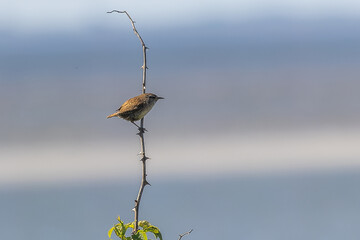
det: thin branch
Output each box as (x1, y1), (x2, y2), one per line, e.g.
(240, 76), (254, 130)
(107, 10), (147, 93)
(108, 10), (149, 234)
(178, 229), (193, 240)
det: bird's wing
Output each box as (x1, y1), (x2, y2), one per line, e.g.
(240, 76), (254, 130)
(119, 102), (146, 115)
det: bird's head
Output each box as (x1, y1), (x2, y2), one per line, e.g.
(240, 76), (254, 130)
(146, 93), (164, 103)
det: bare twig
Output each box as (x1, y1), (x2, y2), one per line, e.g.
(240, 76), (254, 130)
(107, 10), (149, 234)
(107, 10), (147, 93)
(178, 229), (193, 240)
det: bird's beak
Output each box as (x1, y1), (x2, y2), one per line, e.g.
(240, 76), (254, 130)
(157, 96), (164, 99)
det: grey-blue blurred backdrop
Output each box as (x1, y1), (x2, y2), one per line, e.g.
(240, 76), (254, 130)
(1, 1), (360, 239)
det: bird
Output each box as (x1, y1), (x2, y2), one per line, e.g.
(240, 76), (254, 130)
(107, 93), (164, 129)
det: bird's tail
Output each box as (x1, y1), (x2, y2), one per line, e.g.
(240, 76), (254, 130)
(106, 112), (119, 119)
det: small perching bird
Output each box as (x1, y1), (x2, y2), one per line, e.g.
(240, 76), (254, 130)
(107, 93), (164, 129)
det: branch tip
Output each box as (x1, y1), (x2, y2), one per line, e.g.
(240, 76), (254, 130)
(178, 229), (194, 240)
(107, 10), (125, 14)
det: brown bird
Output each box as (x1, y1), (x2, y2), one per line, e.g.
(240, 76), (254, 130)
(107, 93), (164, 128)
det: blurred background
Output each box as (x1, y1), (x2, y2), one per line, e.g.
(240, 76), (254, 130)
(1, 0), (360, 239)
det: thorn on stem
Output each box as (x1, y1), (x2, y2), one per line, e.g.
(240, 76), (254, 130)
(138, 152), (144, 156)
(136, 127), (147, 136)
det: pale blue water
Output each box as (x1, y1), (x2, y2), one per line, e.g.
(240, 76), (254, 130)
(1, 170), (360, 240)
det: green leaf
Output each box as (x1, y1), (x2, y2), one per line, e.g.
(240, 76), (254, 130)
(132, 230), (148, 240)
(114, 224), (123, 239)
(108, 227), (115, 239)
(125, 222), (135, 230)
(143, 226), (162, 240)
(114, 220), (129, 240)
(138, 221), (151, 228)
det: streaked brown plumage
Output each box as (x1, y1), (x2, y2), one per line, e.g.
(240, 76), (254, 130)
(107, 93), (163, 128)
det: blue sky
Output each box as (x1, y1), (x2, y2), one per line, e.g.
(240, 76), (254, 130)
(2, 0), (360, 32)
